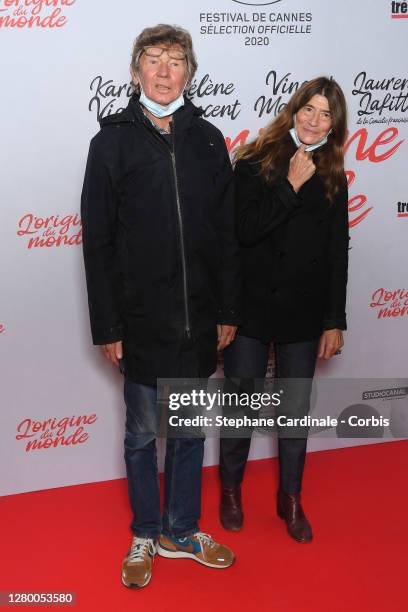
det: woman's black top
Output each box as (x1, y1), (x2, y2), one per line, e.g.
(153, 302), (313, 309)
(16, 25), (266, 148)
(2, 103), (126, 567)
(235, 154), (349, 344)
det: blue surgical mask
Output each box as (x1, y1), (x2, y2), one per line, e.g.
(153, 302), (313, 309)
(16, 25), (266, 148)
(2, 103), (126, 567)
(139, 83), (185, 119)
(289, 126), (332, 152)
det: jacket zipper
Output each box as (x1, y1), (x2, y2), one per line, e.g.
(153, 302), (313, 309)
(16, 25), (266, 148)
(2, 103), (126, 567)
(139, 116), (192, 340)
(170, 127), (192, 339)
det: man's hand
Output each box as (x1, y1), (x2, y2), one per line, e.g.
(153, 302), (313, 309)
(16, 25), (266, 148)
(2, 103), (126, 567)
(101, 341), (123, 367)
(217, 325), (237, 351)
(318, 329), (343, 360)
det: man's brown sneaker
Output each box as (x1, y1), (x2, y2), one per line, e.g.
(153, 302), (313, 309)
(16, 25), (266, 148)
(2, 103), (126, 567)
(121, 537), (156, 588)
(157, 532), (235, 568)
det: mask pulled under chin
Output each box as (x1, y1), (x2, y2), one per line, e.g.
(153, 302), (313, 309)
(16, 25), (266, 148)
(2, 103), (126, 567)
(139, 85), (185, 119)
(289, 126), (332, 152)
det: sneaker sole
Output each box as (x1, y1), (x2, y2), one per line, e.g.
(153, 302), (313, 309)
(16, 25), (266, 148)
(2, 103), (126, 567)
(156, 544), (235, 569)
(121, 556), (154, 589)
(121, 571), (152, 589)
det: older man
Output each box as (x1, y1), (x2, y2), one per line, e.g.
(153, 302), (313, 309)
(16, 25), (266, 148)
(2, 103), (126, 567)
(81, 24), (240, 588)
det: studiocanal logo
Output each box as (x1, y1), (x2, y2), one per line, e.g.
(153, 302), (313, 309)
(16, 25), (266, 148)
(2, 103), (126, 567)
(391, 1), (408, 18)
(362, 387), (408, 401)
(0, 0), (77, 29)
(397, 200), (408, 218)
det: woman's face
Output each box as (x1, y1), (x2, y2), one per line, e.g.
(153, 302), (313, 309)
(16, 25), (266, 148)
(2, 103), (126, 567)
(295, 94), (332, 145)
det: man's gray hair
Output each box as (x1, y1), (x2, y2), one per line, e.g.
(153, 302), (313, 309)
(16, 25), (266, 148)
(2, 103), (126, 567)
(130, 24), (198, 93)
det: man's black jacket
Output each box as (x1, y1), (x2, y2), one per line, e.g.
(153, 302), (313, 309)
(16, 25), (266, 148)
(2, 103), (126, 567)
(81, 95), (241, 384)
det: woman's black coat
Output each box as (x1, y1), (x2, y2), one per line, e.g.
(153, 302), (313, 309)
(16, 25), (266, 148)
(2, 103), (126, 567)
(81, 95), (241, 384)
(235, 153), (349, 344)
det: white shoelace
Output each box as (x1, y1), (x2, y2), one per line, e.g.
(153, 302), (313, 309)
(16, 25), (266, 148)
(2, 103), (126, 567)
(129, 537), (156, 562)
(194, 532), (217, 549)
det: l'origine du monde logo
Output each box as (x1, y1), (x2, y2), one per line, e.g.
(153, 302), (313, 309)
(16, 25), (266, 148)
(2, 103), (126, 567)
(0, 0), (77, 29)
(16, 414), (97, 452)
(17, 212), (82, 249)
(370, 288), (408, 320)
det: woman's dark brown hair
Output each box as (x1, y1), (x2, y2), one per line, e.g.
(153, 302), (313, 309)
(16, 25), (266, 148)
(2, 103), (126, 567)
(236, 76), (348, 200)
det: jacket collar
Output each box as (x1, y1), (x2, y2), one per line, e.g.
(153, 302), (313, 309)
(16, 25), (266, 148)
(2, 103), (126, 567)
(99, 93), (204, 129)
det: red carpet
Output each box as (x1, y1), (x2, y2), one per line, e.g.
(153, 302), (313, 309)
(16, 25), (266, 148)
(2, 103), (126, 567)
(1, 441), (407, 611)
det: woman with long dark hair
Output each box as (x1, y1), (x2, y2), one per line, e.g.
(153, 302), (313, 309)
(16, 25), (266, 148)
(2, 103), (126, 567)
(219, 77), (349, 542)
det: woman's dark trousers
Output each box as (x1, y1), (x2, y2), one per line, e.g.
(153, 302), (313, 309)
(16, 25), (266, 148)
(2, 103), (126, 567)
(219, 334), (319, 494)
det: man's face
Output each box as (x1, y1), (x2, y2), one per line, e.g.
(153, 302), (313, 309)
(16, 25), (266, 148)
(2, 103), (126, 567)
(133, 43), (188, 106)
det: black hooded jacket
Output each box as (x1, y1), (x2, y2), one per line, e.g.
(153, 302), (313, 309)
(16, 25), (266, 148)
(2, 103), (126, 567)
(81, 95), (241, 384)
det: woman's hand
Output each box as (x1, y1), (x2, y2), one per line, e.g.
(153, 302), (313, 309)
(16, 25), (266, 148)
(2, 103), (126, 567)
(318, 329), (343, 360)
(217, 324), (237, 351)
(101, 340), (123, 366)
(287, 144), (316, 193)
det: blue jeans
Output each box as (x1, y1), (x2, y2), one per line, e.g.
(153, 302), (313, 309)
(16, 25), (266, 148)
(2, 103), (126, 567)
(124, 378), (204, 539)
